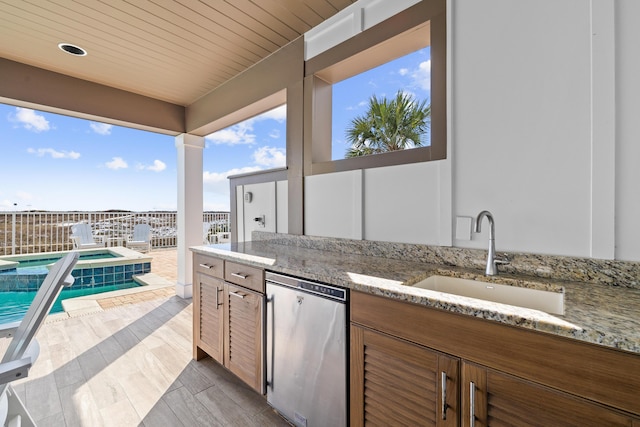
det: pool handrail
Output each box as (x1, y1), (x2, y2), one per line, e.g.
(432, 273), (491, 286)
(0, 251), (79, 425)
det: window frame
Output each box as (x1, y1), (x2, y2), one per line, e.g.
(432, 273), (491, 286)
(304, 0), (446, 175)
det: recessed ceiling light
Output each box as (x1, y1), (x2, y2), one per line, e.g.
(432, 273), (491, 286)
(58, 43), (87, 56)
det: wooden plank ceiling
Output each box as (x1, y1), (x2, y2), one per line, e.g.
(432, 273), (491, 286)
(0, 0), (355, 106)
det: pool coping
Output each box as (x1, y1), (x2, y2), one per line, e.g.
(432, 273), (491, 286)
(53, 272), (174, 320)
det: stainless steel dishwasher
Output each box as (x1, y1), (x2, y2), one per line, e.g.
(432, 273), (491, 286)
(265, 271), (347, 427)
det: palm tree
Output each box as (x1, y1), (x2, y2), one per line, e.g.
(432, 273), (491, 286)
(345, 91), (430, 158)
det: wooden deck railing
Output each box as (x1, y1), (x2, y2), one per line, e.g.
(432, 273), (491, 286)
(0, 211), (229, 255)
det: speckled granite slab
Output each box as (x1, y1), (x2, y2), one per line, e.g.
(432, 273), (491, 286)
(191, 234), (640, 354)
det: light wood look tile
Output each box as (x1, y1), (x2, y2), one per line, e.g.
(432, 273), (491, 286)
(13, 295), (289, 426)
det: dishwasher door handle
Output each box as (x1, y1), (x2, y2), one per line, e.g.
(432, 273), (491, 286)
(266, 294), (274, 390)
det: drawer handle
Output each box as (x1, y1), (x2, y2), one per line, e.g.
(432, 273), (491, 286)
(441, 371), (448, 420)
(470, 381), (476, 427)
(231, 272), (248, 280)
(199, 263), (214, 269)
(229, 291), (245, 299)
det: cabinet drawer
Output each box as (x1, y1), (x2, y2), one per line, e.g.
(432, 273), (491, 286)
(195, 254), (224, 278)
(224, 261), (264, 293)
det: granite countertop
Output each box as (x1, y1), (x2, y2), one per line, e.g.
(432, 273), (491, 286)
(191, 241), (640, 355)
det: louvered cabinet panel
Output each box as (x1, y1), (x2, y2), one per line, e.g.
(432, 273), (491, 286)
(224, 283), (264, 393)
(462, 362), (635, 427)
(351, 325), (459, 426)
(193, 273), (224, 362)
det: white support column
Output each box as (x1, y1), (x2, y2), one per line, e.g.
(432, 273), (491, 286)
(175, 133), (205, 298)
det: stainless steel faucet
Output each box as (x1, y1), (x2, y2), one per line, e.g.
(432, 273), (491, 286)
(475, 210), (508, 275)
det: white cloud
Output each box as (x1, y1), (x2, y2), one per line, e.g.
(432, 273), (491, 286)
(15, 191), (33, 201)
(398, 67), (409, 76)
(106, 157), (128, 170)
(90, 122), (113, 135)
(206, 122), (256, 146)
(253, 146), (286, 168)
(258, 105), (286, 122)
(412, 60), (431, 92)
(205, 105), (286, 146)
(10, 108), (51, 132)
(0, 192), (33, 210)
(269, 129), (280, 139)
(138, 159), (166, 172)
(27, 147), (81, 159)
(203, 166), (262, 194)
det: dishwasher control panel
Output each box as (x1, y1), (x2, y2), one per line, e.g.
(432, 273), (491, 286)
(265, 272), (347, 302)
(298, 281), (346, 301)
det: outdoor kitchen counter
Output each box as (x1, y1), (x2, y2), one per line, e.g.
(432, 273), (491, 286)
(191, 241), (640, 355)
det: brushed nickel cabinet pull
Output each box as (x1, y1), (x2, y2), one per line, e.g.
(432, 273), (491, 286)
(229, 291), (245, 299)
(215, 287), (223, 308)
(470, 381), (476, 427)
(441, 371), (448, 420)
(199, 263), (213, 269)
(231, 272), (248, 279)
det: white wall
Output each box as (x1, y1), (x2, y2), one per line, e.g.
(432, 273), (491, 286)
(300, 0), (640, 262)
(305, 170), (363, 239)
(235, 180), (288, 241)
(237, 182), (277, 241)
(453, 0), (594, 257)
(248, 0), (640, 262)
(304, 163), (443, 244)
(276, 180), (288, 234)
(363, 162), (442, 244)
(614, 0), (640, 261)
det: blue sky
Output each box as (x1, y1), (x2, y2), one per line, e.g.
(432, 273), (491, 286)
(0, 48), (430, 212)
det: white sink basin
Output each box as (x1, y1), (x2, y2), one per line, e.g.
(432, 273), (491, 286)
(412, 275), (564, 315)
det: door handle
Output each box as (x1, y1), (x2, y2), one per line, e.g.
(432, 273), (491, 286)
(229, 291), (245, 299)
(199, 263), (214, 269)
(215, 287), (223, 308)
(441, 371), (448, 420)
(470, 381), (476, 427)
(231, 273), (248, 280)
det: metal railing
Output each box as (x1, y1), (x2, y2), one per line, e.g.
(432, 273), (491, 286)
(0, 211), (230, 256)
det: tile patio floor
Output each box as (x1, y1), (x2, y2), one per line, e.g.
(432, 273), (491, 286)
(9, 249), (290, 426)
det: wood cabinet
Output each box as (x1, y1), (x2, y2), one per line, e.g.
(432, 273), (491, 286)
(193, 253), (264, 393)
(351, 291), (640, 426)
(350, 325), (459, 427)
(193, 254), (224, 362)
(194, 273), (224, 362)
(461, 363), (635, 427)
(224, 282), (264, 392)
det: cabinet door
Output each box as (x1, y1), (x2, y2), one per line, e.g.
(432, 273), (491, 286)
(193, 273), (224, 363)
(462, 362), (635, 427)
(224, 283), (264, 393)
(350, 325), (459, 426)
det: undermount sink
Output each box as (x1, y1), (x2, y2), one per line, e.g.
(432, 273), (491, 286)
(412, 275), (565, 315)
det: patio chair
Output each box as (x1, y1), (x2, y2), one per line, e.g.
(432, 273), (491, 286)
(0, 251), (79, 427)
(70, 223), (105, 249)
(216, 231), (231, 243)
(203, 222), (216, 244)
(126, 224), (152, 252)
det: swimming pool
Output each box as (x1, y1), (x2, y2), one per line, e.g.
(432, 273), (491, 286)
(0, 247), (152, 321)
(0, 282), (141, 323)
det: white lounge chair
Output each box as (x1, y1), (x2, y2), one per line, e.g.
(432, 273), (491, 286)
(70, 223), (105, 249)
(203, 222), (216, 244)
(126, 224), (152, 252)
(216, 231), (230, 243)
(0, 251), (79, 427)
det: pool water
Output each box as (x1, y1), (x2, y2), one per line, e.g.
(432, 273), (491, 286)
(0, 281), (140, 323)
(14, 251), (119, 270)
